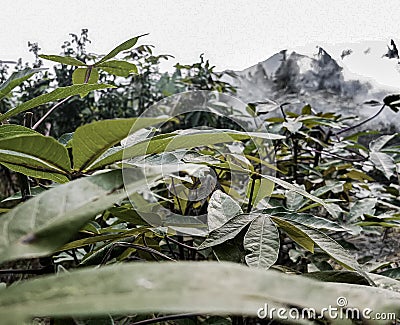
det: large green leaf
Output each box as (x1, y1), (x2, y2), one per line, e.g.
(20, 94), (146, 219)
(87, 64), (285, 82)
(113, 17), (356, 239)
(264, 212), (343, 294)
(0, 262), (399, 324)
(244, 215), (280, 269)
(0, 169), (160, 263)
(0, 124), (37, 140)
(207, 190), (242, 232)
(284, 221), (373, 284)
(0, 84), (114, 122)
(198, 214), (257, 250)
(369, 134), (397, 152)
(96, 35), (146, 65)
(380, 267), (400, 280)
(270, 216), (315, 252)
(90, 130), (282, 171)
(97, 60), (138, 77)
(0, 162), (69, 184)
(39, 54), (86, 66)
(72, 117), (170, 171)
(247, 178), (274, 207)
(273, 212), (348, 232)
(0, 68), (45, 101)
(0, 133), (71, 182)
(369, 151), (396, 179)
(261, 174), (339, 218)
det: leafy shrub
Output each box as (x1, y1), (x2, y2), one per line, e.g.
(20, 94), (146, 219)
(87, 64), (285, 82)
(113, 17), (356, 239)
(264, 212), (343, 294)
(0, 35), (399, 325)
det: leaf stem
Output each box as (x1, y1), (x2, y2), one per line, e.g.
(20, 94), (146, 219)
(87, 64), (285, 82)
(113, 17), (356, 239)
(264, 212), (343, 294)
(18, 112), (34, 200)
(131, 313), (200, 325)
(32, 96), (72, 130)
(32, 65), (94, 131)
(334, 104), (386, 136)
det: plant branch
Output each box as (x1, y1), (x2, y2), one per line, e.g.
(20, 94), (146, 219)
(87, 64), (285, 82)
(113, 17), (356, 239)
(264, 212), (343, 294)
(100, 242), (175, 265)
(167, 236), (197, 251)
(303, 148), (366, 162)
(32, 96), (72, 130)
(32, 65), (94, 131)
(17, 112), (34, 200)
(334, 104), (386, 136)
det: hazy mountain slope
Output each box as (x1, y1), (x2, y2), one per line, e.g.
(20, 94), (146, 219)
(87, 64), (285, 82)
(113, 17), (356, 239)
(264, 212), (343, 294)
(222, 43), (400, 131)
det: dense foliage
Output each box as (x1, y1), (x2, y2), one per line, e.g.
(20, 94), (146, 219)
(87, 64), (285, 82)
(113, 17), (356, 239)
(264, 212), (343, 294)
(0, 32), (400, 324)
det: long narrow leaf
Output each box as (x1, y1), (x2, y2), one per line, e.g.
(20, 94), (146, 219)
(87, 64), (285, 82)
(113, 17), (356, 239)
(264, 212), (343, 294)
(0, 134), (71, 182)
(0, 262), (399, 324)
(0, 84), (114, 122)
(72, 117), (171, 171)
(261, 174), (339, 218)
(0, 68), (45, 101)
(39, 55), (86, 66)
(0, 169), (161, 263)
(96, 35), (147, 65)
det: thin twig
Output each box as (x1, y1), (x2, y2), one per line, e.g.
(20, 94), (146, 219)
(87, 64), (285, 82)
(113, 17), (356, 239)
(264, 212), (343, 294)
(141, 233), (159, 261)
(100, 242), (175, 265)
(164, 236), (178, 259)
(303, 148), (366, 162)
(32, 65), (94, 130)
(171, 176), (183, 215)
(32, 96), (72, 130)
(247, 175), (256, 213)
(18, 112), (34, 200)
(130, 313), (200, 325)
(167, 236), (198, 251)
(334, 104), (386, 136)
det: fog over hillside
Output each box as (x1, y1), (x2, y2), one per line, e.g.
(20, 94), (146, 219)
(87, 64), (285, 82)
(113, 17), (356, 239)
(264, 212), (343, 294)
(222, 40), (400, 131)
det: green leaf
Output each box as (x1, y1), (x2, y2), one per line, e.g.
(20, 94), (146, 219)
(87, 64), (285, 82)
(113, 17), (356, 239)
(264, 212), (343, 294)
(72, 68), (99, 85)
(379, 267), (400, 280)
(383, 94), (400, 112)
(213, 237), (245, 263)
(96, 35), (147, 65)
(0, 169), (161, 263)
(0, 262), (399, 324)
(247, 178), (274, 207)
(59, 228), (148, 251)
(349, 198), (377, 221)
(72, 117), (170, 171)
(369, 134), (397, 152)
(283, 120), (302, 133)
(369, 151), (396, 179)
(285, 221), (373, 284)
(1, 186), (46, 203)
(0, 68), (45, 101)
(0, 84), (115, 122)
(0, 133), (71, 182)
(244, 215), (280, 269)
(0, 163), (69, 183)
(198, 214), (257, 250)
(97, 60), (138, 77)
(207, 190), (242, 232)
(304, 271), (370, 285)
(0, 124), (37, 140)
(270, 217), (314, 252)
(261, 174), (339, 218)
(39, 54), (86, 66)
(273, 212), (348, 232)
(90, 129), (282, 171)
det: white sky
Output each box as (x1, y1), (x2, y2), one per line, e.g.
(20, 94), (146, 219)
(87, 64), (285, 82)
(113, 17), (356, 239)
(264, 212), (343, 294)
(1, 0), (400, 82)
